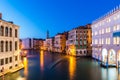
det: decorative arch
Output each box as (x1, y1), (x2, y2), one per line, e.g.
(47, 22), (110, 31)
(117, 50), (120, 62)
(102, 48), (108, 63)
(108, 49), (116, 65)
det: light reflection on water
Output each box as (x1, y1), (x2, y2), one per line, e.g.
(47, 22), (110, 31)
(69, 56), (76, 80)
(40, 50), (44, 71)
(1, 50), (120, 80)
(23, 57), (28, 80)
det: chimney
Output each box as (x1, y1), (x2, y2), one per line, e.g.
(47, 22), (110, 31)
(0, 13), (2, 19)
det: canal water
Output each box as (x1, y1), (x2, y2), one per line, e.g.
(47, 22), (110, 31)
(0, 50), (120, 80)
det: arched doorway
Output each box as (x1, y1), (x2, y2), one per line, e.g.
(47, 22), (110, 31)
(102, 48), (108, 63)
(108, 49), (116, 65)
(117, 50), (120, 62)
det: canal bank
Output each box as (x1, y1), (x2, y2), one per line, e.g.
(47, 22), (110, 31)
(0, 64), (24, 77)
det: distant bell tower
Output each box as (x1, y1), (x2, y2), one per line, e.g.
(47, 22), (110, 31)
(47, 30), (49, 39)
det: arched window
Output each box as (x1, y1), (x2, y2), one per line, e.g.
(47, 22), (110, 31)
(1, 41), (4, 52)
(102, 48), (108, 63)
(108, 49), (116, 64)
(5, 27), (8, 37)
(15, 41), (18, 50)
(15, 29), (17, 37)
(10, 28), (12, 37)
(10, 41), (12, 51)
(84, 51), (86, 54)
(80, 51), (82, 54)
(6, 41), (8, 52)
(0, 26), (4, 36)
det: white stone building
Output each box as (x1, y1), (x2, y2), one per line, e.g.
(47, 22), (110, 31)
(0, 13), (22, 74)
(92, 7), (120, 66)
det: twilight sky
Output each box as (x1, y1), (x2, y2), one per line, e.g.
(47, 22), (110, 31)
(0, 0), (120, 39)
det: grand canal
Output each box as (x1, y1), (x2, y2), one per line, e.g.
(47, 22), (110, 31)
(0, 50), (120, 80)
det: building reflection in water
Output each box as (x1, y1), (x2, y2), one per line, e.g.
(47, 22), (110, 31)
(23, 57), (28, 79)
(118, 68), (120, 80)
(16, 57), (28, 80)
(69, 56), (76, 80)
(40, 50), (44, 71)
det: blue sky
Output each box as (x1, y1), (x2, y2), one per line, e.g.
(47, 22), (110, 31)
(0, 0), (120, 39)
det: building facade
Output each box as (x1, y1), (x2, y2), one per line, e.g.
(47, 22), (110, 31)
(54, 33), (66, 53)
(0, 13), (22, 74)
(66, 24), (92, 56)
(92, 7), (120, 66)
(21, 38), (44, 50)
(21, 38), (32, 50)
(32, 38), (44, 50)
(45, 38), (54, 51)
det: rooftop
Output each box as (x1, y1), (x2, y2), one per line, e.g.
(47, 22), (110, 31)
(92, 5), (120, 24)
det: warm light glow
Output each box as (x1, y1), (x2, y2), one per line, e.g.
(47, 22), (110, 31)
(69, 56), (76, 80)
(118, 51), (120, 61)
(23, 57), (28, 77)
(108, 49), (116, 64)
(24, 50), (28, 54)
(68, 45), (76, 56)
(17, 76), (26, 80)
(40, 50), (44, 70)
(21, 44), (25, 49)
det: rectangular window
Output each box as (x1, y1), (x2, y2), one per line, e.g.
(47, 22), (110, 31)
(113, 37), (117, 44)
(1, 59), (4, 65)
(15, 56), (18, 61)
(15, 41), (18, 50)
(5, 58), (8, 64)
(10, 57), (12, 63)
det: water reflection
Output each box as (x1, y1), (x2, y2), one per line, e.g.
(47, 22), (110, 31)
(40, 50), (44, 71)
(118, 69), (120, 80)
(1, 51), (120, 80)
(23, 57), (28, 78)
(101, 68), (118, 80)
(69, 56), (76, 80)
(16, 57), (28, 80)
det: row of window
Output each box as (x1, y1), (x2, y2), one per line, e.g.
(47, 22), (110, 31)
(69, 40), (91, 45)
(0, 56), (18, 66)
(0, 41), (18, 52)
(76, 31), (89, 33)
(76, 35), (90, 39)
(93, 25), (120, 36)
(76, 50), (87, 54)
(93, 37), (120, 45)
(93, 14), (120, 28)
(0, 26), (18, 37)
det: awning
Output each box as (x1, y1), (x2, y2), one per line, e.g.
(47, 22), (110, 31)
(113, 32), (120, 37)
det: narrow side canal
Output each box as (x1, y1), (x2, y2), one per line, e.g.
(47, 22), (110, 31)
(0, 50), (120, 80)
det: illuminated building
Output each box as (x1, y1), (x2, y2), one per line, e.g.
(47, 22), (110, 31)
(54, 33), (67, 53)
(45, 37), (54, 51)
(21, 38), (44, 50)
(66, 24), (92, 56)
(43, 40), (47, 51)
(92, 6), (120, 67)
(0, 13), (22, 74)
